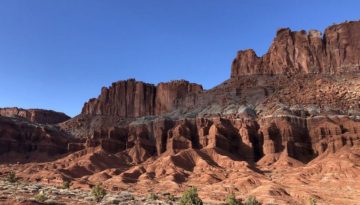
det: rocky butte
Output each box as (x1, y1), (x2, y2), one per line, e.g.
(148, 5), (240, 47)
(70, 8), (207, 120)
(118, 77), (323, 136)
(81, 79), (203, 117)
(0, 107), (70, 124)
(231, 20), (360, 76)
(0, 20), (360, 205)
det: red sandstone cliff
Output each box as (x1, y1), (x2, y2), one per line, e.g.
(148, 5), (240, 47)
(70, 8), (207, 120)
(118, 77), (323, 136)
(231, 20), (360, 77)
(81, 79), (203, 117)
(81, 80), (157, 117)
(0, 116), (71, 163)
(60, 113), (360, 165)
(0, 107), (70, 124)
(82, 20), (360, 119)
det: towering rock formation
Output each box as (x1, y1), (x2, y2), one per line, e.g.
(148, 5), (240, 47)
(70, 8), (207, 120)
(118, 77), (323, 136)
(76, 21), (360, 166)
(82, 80), (157, 117)
(82, 79), (203, 117)
(231, 20), (360, 77)
(0, 107), (70, 124)
(82, 20), (360, 120)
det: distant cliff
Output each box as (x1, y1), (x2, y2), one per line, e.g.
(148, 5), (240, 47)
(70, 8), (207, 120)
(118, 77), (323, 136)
(0, 107), (70, 124)
(81, 79), (203, 117)
(231, 20), (360, 77)
(82, 20), (360, 119)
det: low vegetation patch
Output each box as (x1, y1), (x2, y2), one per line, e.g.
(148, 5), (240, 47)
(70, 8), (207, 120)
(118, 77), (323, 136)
(243, 196), (261, 205)
(148, 192), (159, 200)
(34, 191), (47, 203)
(225, 193), (241, 205)
(62, 180), (71, 189)
(309, 198), (317, 205)
(91, 184), (107, 202)
(179, 187), (203, 205)
(6, 171), (17, 183)
(167, 193), (176, 202)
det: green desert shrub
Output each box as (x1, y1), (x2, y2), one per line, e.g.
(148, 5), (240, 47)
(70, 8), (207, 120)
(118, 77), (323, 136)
(226, 193), (242, 205)
(62, 180), (71, 189)
(309, 198), (317, 205)
(167, 194), (176, 202)
(6, 171), (17, 183)
(148, 192), (159, 200)
(179, 187), (203, 205)
(243, 196), (261, 205)
(91, 184), (107, 202)
(34, 191), (47, 202)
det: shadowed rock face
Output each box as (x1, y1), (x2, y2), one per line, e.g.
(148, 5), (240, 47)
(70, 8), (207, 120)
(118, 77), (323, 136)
(259, 115), (360, 162)
(59, 114), (360, 165)
(0, 116), (70, 163)
(0, 107), (70, 124)
(81, 79), (203, 118)
(231, 20), (360, 77)
(82, 80), (157, 117)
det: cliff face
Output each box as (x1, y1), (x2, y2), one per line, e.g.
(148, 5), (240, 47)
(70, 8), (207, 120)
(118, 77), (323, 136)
(231, 20), (360, 77)
(60, 113), (360, 165)
(82, 80), (157, 117)
(0, 116), (70, 162)
(0, 107), (70, 124)
(155, 80), (203, 115)
(81, 79), (203, 117)
(82, 21), (360, 120)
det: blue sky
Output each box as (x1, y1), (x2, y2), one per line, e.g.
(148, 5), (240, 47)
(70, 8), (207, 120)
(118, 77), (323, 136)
(0, 0), (359, 116)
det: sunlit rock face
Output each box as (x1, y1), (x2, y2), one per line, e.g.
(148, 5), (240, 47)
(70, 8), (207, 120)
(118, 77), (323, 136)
(81, 79), (202, 118)
(231, 20), (360, 77)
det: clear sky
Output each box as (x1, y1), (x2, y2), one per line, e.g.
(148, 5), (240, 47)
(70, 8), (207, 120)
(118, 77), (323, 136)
(0, 0), (359, 117)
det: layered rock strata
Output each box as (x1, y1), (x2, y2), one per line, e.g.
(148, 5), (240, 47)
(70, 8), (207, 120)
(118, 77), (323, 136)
(60, 113), (360, 165)
(81, 79), (203, 118)
(0, 116), (71, 162)
(0, 107), (70, 124)
(231, 20), (360, 77)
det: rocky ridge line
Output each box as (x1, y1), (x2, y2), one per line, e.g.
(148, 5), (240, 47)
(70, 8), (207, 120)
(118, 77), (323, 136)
(0, 107), (70, 124)
(81, 79), (203, 118)
(231, 20), (360, 77)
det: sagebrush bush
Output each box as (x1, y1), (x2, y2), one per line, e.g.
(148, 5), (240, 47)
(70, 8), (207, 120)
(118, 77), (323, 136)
(167, 194), (176, 202)
(62, 180), (71, 189)
(148, 192), (159, 200)
(309, 198), (317, 205)
(6, 171), (17, 183)
(34, 191), (47, 202)
(226, 194), (242, 205)
(91, 184), (107, 202)
(243, 196), (261, 205)
(179, 187), (203, 205)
